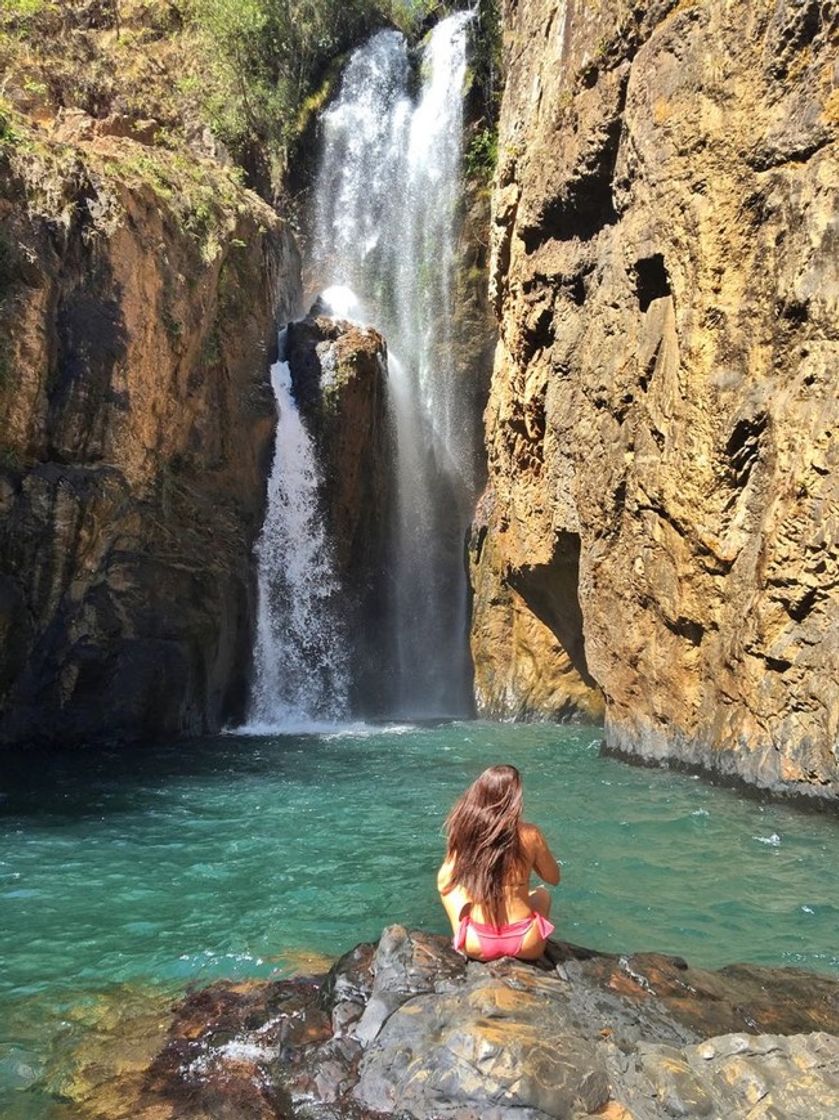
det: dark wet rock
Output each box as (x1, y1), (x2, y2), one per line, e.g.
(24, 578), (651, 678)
(353, 974), (611, 1117)
(352, 934), (839, 1119)
(0, 147), (299, 748)
(349, 925), (467, 1045)
(605, 1030), (839, 1120)
(140, 978), (328, 1120)
(318, 941), (376, 1009)
(91, 926), (839, 1120)
(285, 315), (395, 714)
(553, 947), (839, 1041)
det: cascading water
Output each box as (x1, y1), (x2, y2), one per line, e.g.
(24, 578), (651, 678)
(247, 331), (349, 729)
(311, 10), (478, 717)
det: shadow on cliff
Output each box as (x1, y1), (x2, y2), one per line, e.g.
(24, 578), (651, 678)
(508, 531), (602, 697)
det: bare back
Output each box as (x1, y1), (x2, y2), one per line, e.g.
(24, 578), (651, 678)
(437, 821), (560, 929)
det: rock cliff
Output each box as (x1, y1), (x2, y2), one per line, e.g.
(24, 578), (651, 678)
(471, 0), (839, 800)
(0, 92), (299, 746)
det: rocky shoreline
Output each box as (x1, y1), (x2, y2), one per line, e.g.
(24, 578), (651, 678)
(73, 925), (839, 1119)
(600, 741), (839, 816)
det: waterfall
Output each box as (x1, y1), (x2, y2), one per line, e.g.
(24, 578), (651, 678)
(247, 331), (349, 730)
(311, 11), (477, 718)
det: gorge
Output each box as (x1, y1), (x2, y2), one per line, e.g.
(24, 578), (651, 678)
(0, 2), (837, 1117)
(245, 0), (839, 801)
(1, 0), (835, 802)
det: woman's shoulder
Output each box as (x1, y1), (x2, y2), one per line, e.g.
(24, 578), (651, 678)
(519, 821), (548, 859)
(519, 821), (543, 845)
(437, 855), (455, 892)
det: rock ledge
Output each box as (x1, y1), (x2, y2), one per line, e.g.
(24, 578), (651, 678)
(97, 925), (839, 1120)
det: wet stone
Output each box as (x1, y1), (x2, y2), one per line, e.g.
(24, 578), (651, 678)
(331, 999), (365, 1036)
(79, 927), (839, 1120)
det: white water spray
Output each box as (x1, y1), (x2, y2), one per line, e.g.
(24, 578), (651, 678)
(247, 331), (349, 729)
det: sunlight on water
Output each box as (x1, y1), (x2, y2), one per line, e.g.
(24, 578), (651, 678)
(1, 723), (837, 1117)
(319, 284), (361, 320)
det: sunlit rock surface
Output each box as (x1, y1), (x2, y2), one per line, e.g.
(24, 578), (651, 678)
(72, 925), (839, 1119)
(471, 0), (839, 800)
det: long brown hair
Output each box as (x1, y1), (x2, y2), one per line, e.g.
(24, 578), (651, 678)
(444, 764), (524, 926)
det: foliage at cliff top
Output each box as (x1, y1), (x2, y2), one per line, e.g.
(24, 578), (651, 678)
(186, 0), (489, 188)
(186, 0), (383, 184)
(0, 0), (477, 200)
(0, 8), (285, 270)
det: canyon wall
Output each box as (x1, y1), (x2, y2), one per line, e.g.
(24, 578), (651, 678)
(472, 0), (838, 800)
(0, 121), (299, 746)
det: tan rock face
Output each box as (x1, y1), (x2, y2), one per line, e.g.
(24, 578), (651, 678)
(471, 486), (606, 720)
(472, 0), (838, 799)
(0, 133), (300, 745)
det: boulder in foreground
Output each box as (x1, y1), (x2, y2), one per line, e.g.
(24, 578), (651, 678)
(69, 925), (839, 1119)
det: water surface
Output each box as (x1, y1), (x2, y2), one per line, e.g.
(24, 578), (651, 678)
(1, 723), (837, 1117)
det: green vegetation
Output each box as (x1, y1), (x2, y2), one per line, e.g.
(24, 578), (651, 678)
(0, 0), (506, 202)
(185, 0), (445, 179)
(0, 0), (50, 27)
(194, 0), (514, 179)
(90, 143), (251, 259)
(0, 100), (19, 148)
(0, 0), (459, 193)
(0, 231), (18, 397)
(0, 346), (12, 393)
(162, 309), (184, 342)
(1, 2), (170, 129)
(465, 124), (497, 182)
(200, 327), (222, 366)
(462, 0), (502, 183)
(0, 229), (17, 292)
(471, 0), (503, 119)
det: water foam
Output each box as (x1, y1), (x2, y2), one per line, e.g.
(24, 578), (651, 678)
(245, 330), (349, 728)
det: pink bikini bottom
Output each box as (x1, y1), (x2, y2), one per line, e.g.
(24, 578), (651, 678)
(454, 908), (555, 960)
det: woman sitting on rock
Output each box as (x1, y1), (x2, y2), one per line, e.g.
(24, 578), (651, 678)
(437, 764), (560, 962)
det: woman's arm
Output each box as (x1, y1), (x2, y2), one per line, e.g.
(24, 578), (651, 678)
(523, 823), (560, 884)
(437, 857), (468, 935)
(437, 857), (454, 894)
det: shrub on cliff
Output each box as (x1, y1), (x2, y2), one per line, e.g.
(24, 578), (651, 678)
(188, 0), (355, 180)
(0, 0), (498, 198)
(186, 0), (446, 182)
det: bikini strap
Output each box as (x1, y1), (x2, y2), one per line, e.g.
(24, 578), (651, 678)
(533, 911), (555, 939)
(454, 903), (472, 952)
